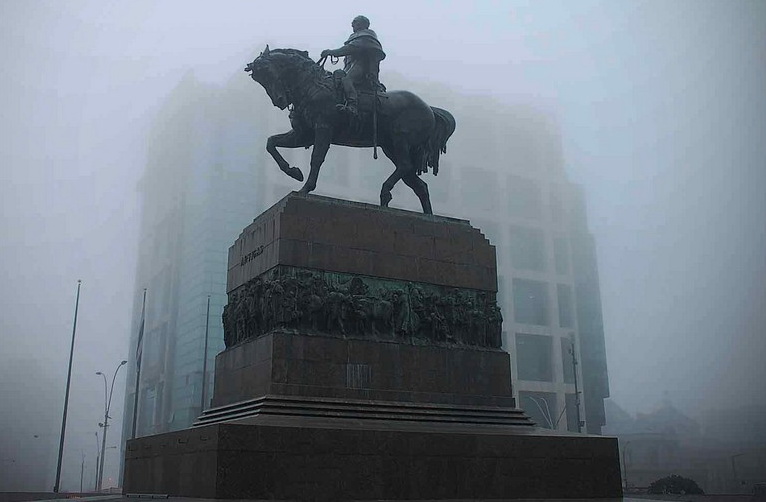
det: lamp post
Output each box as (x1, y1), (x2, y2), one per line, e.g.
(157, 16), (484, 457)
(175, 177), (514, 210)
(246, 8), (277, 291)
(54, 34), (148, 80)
(731, 453), (746, 493)
(95, 360), (127, 491)
(54, 280), (82, 492)
(93, 432), (99, 491)
(131, 288), (148, 439)
(622, 440), (632, 491)
(568, 334), (584, 433)
(79, 451), (85, 493)
(200, 295), (211, 412)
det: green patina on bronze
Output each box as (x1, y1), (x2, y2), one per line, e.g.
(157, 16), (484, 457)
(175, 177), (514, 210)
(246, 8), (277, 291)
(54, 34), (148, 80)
(223, 265), (502, 349)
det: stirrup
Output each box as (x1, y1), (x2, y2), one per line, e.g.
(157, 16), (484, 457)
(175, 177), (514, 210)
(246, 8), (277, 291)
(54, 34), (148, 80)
(336, 103), (358, 116)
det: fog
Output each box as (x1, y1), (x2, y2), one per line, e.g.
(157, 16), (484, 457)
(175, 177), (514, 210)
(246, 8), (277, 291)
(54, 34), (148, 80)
(1, 0), (764, 491)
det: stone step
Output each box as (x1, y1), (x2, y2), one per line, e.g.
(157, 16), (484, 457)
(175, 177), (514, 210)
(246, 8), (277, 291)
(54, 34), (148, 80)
(193, 394), (536, 428)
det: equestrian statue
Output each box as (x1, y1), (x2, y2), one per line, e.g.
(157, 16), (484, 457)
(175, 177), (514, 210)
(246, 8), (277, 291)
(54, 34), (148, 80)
(245, 15), (456, 214)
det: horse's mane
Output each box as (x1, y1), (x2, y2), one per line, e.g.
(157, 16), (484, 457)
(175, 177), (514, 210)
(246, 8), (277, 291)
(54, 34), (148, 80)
(269, 48), (330, 81)
(271, 48), (310, 58)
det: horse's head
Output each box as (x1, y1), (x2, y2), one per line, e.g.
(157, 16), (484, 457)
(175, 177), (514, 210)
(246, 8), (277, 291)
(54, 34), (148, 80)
(246, 45), (289, 110)
(245, 45), (314, 110)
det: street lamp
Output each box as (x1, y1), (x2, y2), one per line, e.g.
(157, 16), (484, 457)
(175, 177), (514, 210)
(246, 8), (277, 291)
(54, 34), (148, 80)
(568, 334), (584, 433)
(93, 432), (99, 492)
(731, 453), (746, 493)
(80, 451), (85, 493)
(622, 440), (632, 491)
(54, 280), (82, 493)
(95, 360), (127, 491)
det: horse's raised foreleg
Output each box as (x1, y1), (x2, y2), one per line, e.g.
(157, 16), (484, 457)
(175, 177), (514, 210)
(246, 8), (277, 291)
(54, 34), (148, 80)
(401, 172), (433, 214)
(266, 130), (310, 182)
(299, 126), (333, 195)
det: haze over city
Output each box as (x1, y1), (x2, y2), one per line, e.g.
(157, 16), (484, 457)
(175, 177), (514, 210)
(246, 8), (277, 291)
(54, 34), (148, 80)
(1, 0), (764, 492)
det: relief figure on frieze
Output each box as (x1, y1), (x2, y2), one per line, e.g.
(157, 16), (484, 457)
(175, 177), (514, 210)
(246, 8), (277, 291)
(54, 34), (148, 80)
(326, 290), (349, 335)
(371, 291), (393, 338)
(221, 267), (504, 350)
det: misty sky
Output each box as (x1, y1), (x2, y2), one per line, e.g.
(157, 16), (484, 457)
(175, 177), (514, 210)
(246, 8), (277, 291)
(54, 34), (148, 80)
(1, 0), (765, 491)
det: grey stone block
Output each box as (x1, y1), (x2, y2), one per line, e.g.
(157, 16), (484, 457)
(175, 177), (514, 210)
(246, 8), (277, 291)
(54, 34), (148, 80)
(227, 193), (497, 290)
(124, 422), (623, 499)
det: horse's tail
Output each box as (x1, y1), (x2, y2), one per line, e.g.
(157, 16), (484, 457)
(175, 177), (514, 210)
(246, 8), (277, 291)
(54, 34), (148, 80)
(422, 106), (456, 176)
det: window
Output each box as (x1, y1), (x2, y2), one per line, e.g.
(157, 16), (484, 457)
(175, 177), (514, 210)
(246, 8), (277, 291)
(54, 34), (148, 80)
(519, 391), (557, 429)
(516, 333), (553, 382)
(509, 225), (545, 271)
(462, 167), (497, 212)
(557, 284), (574, 328)
(140, 387), (157, 434)
(512, 279), (549, 325)
(553, 237), (569, 275)
(144, 323), (166, 370)
(507, 175), (542, 219)
(549, 185), (565, 222)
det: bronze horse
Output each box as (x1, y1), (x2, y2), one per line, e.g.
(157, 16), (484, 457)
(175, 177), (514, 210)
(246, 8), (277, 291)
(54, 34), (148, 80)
(245, 46), (456, 214)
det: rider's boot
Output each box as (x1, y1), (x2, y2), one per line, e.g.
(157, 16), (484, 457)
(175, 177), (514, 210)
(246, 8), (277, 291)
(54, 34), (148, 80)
(337, 77), (359, 119)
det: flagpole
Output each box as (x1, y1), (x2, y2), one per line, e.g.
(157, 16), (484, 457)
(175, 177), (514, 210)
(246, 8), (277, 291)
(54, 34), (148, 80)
(200, 295), (211, 411)
(54, 279), (81, 493)
(131, 288), (147, 439)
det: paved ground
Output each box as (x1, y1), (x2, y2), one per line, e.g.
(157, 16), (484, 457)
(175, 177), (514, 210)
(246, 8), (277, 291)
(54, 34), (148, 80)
(0, 495), (121, 502)
(1, 494), (761, 502)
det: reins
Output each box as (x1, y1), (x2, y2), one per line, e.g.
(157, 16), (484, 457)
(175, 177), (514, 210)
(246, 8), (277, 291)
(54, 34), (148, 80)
(316, 54), (379, 160)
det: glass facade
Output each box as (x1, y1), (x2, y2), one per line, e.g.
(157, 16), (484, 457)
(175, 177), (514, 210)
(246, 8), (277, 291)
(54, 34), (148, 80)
(461, 167), (497, 213)
(516, 333), (553, 382)
(507, 174), (542, 220)
(557, 283), (574, 328)
(509, 225), (546, 271)
(120, 76), (263, 450)
(435, 104), (612, 432)
(512, 278), (549, 326)
(553, 237), (569, 275)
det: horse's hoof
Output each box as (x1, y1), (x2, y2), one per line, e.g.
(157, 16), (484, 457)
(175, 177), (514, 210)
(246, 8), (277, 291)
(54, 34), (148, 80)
(299, 183), (316, 195)
(380, 192), (392, 207)
(284, 166), (304, 182)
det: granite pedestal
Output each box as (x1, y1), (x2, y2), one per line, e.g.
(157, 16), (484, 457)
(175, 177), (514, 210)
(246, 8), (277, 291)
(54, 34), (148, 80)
(123, 193), (622, 500)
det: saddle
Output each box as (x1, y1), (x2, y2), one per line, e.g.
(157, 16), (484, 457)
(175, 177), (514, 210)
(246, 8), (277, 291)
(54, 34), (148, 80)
(332, 69), (387, 119)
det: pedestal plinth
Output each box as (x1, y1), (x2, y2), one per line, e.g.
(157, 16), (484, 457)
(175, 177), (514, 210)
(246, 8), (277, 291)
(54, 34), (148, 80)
(123, 193), (622, 500)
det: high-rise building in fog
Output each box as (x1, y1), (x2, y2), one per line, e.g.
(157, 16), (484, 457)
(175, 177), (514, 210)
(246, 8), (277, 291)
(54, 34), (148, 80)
(119, 73), (265, 446)
(121, 72), (610, 452)
(428, 95), (610, 434)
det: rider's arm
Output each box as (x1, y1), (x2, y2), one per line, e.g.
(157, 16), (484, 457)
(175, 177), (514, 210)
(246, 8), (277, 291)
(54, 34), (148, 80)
(322, 44), (356, 58)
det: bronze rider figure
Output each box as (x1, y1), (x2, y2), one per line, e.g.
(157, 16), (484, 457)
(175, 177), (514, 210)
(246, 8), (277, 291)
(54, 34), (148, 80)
(321, 15), (386, 118)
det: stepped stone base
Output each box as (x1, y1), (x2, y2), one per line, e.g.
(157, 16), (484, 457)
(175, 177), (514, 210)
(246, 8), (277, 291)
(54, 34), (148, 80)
(124, 419), (621, 500)
(210, 331), (517, 409)
(123, 194), (622, 499)
(193, 394), (533, 428)
(123, 331), (622, 500)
